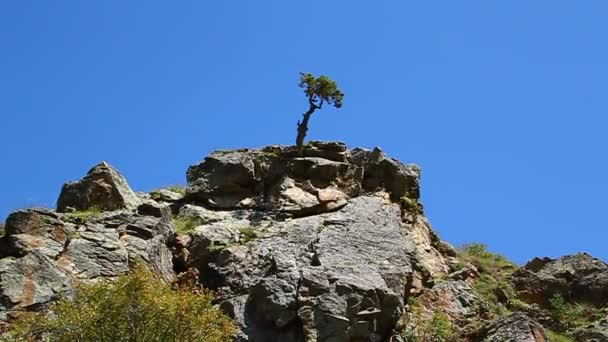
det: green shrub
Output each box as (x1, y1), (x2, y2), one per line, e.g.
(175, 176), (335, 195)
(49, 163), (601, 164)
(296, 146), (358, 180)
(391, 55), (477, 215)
(548, 293), (592, 329)
(425, 310), (453, 342)
(173, 217), (201, 235)
(401, 299), (454, 342)
(8, 262), (236, 342)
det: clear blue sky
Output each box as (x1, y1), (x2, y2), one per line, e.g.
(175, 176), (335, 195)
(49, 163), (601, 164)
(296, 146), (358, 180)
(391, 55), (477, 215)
(1, 1), (606, 264)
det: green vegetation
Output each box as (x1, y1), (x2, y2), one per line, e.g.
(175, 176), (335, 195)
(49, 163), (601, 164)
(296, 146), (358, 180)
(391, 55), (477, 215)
(548, 293), (595, 330)
(7, 262), (237, 342)
(173, 216), (202, 235)
(547, 330), (575, 342)
(458, 243), (518, 317)
(459, 243), (517, 276)
(295, 73), (344, 149)
(65, 207), (102, 224)
(237, 226), (257, 244)
(150, 185), (186, 200)
(408, 163), (422, 175)
(164, 185), (186, 195)
(0, 222), (4, 237)
(400, 195), (422, 222)
(401, 302), (454, 342)
(424, 310), (453, 342)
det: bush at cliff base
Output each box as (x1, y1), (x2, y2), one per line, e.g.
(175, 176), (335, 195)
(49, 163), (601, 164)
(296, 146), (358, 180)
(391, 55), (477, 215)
(7, 262), (237, 342)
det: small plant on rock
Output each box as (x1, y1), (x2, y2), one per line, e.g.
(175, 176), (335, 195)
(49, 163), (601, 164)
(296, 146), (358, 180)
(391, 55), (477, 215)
(237, 226), (257, 244)
(400, 195), (422, 222)
(165, 185), (186, 195)
(173, 216), (202, 235)
(65, 206), (102, 224)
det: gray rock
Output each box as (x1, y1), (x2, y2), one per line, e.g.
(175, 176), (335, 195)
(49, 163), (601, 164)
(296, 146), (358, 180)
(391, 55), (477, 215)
(190, 195), (416, 341)
(57, 161), (141, 212)
(60, 224), (129, 279)
(186, 143), (420, 213)
(574, 318), (608, 342)
(186, 150), (259, 208)
(137, 199), (170, 218)
(473, 312), (548, 342)
(0, 196), (176, 319)
(512, 253), (608, 307)
(349, 147), (420, 201)
(0, 252), (73, 320)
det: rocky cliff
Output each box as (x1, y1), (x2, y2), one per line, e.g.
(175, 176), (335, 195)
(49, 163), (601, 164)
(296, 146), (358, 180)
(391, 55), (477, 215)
(1, 141), (606, 341)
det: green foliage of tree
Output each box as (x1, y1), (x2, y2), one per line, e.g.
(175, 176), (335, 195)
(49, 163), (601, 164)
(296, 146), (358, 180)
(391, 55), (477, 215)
(295, 72), (344, 149)
(7, 262), (236, 342)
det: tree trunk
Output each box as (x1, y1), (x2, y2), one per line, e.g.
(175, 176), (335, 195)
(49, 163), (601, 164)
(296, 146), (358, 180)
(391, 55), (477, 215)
(295, 104), (316, 149)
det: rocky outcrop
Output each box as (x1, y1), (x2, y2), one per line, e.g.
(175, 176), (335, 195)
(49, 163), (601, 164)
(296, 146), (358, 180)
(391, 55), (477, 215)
(185, 142), (420, 213)
(472, 312), (548, 342)
(3, 141), (607, 341)
(176, 142), (454, 341)
(512, 253), (608, 307)
(57, 162), (142, 212)
(0, 167), (175, 321)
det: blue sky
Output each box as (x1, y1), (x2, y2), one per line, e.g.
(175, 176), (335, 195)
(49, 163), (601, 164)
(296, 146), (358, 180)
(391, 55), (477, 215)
(1, 1), (606, 264)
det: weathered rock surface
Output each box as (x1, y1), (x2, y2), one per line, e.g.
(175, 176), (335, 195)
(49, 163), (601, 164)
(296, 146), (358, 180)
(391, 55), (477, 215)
(179, 142), (452, 341)
(183, 195), (420, 341)
(185, 142), (420, 213)
(3, 141), (606, 341)
(574, 317), (608, 342)
(57, 161), (142, 212)
(0, 167), (175, 320)
(472, 312), (548, 342)
(512, 253), (608, 307)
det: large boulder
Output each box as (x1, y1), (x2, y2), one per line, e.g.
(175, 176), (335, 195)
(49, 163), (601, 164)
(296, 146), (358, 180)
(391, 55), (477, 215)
(511, 253), (608, 307)
(57, 161), (141, 212)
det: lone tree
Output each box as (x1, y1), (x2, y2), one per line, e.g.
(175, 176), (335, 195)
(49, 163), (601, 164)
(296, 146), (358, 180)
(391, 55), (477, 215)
(296, 72), (344, 149)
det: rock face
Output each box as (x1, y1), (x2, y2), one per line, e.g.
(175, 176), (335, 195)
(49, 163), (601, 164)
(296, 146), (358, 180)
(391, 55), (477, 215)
(3, 141), (607, 341)
(180, 142), (441, 341)
(512, 253), (608, 307)
(0, 167), (174, 321)
(57, 161), (142, 212)
(185, 142), (420, 212)
(473, 312), (548, 342)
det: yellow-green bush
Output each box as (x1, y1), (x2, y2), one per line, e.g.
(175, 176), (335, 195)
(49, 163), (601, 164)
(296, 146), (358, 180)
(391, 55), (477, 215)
(173, 216), (201, 235)
(8, 262), (236, 342)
